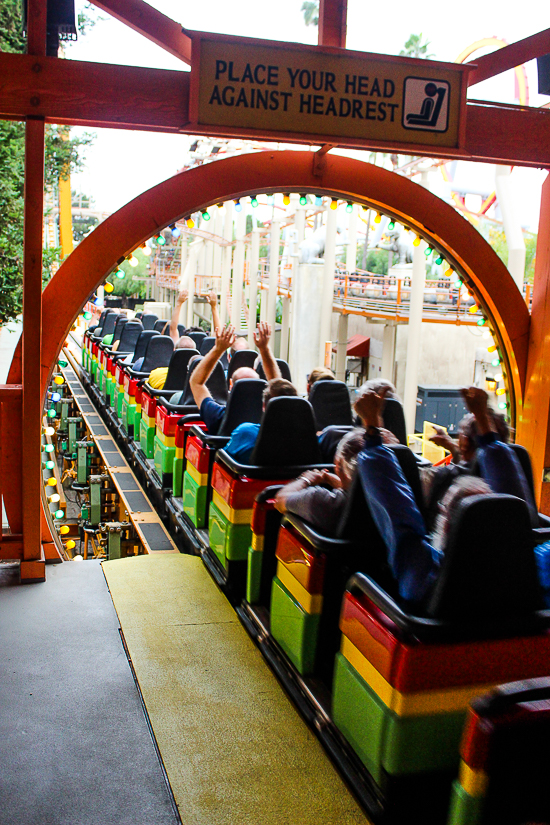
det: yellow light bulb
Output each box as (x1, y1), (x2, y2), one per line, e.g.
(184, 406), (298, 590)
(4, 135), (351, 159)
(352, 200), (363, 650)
(496, 387), (506, 396)
(46, 477), (57, 487)
(445, 268), (454, 278)
(469, 305), (479, 314)
(59, 525), (70, 535)
(374, 213), (381, 224)
(488, 345), (498, 353)
(413, 236), (421, 247)
(66, 540), (76, 550)
(186, 218), (194, 228)
(330, 199), (338, 211)
(283, 193), (290, 206)
(54, 376), (64, 385)
(104, 282), (114, 293)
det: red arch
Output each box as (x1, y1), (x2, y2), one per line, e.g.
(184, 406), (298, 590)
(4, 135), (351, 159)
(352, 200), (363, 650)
(5, 151), (530, 528)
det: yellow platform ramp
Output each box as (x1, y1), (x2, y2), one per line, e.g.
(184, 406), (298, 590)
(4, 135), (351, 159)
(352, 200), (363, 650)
(103, 555), (369, 825)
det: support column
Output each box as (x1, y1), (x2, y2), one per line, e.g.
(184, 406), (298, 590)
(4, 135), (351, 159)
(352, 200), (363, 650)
(280, 298), (291, 360)
(220, 202), (233, 326)
(212, 205), (223, 297)
(403, 243), (426, 434)
(289, 264), (324, 395)
(495, 166), (526, 292)
(231, 208), (246, 331)
(247, 229), (260, 347)
(288, 207), (306, 369)
(381, 321), (397, 382)
(267, 220), (281, 331)
(517, 173), (550, 509)
(319, 206), (337, 366)
(335, 313), (349, 381)
(345, 204), (358, 275)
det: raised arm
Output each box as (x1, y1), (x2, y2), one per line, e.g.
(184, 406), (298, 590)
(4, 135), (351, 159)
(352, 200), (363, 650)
(190, 324), (235, 408)
(253, 321), (281, 381)
(169, 289), (189, 342)
(207, 290), (221, 334)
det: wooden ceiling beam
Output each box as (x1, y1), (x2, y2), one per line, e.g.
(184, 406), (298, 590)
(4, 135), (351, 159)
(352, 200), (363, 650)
(467, 28), (550, 86)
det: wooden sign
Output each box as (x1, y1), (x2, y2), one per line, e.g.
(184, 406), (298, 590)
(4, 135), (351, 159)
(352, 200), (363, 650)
(189, 32), (471, 152)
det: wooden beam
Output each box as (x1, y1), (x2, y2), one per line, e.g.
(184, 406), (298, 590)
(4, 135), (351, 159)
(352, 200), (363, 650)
(26, 0), (47, 57)
(0, 52), (189, 132)
(467, 28), (550, 86)
(91, 0), (192, 65)
(318, 0), (347, 48)
(465, 101), (550, 167)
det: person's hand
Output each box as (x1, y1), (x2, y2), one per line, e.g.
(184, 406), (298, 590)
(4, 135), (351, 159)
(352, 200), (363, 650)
(176, 288), (188, 304)
(380, 427), (400, 446)
(207, 290), (217, 308)
(428, 425), (454, 450)
(301, 469), (324, 485)
(214, 324), (236, 353)
(354, 387), (390, 429)
(318, 469), (342, 488)
(253, 321), (272, 351)
(460, 386), (489, 418)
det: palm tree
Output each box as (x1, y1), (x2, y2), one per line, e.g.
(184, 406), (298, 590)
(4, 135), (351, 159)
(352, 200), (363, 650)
(399, 33), (434, 59)
(301, 0), (319, 27)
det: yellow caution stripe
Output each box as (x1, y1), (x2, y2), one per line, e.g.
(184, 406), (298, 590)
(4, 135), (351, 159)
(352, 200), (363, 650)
(458, 761), (488, 797)
(276, 561), (323, 615)
(341, 636), (494, 717)
(156, 430), (176, 447)
(175, 446), (185, 460)
(211, 490), (253, 524)
(141, 413), (156, 428)
(186, 462), (208, 487)
(251, 533), (264, 552)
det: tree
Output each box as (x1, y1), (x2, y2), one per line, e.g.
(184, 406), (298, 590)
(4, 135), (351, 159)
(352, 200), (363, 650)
(399, 33), (434, 59)
(301, 0), (319, 26)
(110, 249), (148, 300)
(0, 1), (95, 323)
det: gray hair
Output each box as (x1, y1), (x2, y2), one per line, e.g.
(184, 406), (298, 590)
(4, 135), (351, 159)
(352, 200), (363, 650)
(432, 475), (492, 550)
(359, 379), (400, 402)
(335, 428), (365, 481)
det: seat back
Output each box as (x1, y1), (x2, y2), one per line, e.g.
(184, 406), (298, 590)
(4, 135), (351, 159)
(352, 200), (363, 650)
(427, 494), (543, 621)
(140, 334), (174, 373)
(309, 380), (353, 430)
(172, 357), (228, 407)
(382, 398), (408, 445)
(131, 331), (160, 366)
(111, 315), (128, 345)
(92, 309), (108, 333)
(256, 358), (292, 382)
(134, 311), (143, 320)
(96, 310), (117, 339)
(116, 320), (143, 354)
(218, 379), (266, 436)
(200, 336), (215, 356)
(141, 312), (158, 330)
(177, 324), (186, 338)
(227, 349), (258, 380)
(249, 397), (321, 466)
(187, 330), (206, 348)
(162, 348), (199, 391)
(508, 442), (536, 502)
(154, 319), (169, 334)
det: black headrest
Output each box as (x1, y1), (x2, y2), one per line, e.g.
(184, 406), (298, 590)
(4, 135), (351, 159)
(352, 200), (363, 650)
(227, 350), (258, 380)
(141, 313), (158, 330)
(508, 443), (536, 502)
(187, 330), (206, 348)
(95, 310), (108, 330)
(318, 425), (355, 463)
(153, 319), (169, 334)
(97, 311), (117, 339)
(177, 324), (186, 338)
(383, 398), (408, 445)
(256, 358), (292, 382)
(170, 357), (228, 407)
(111, 315), (128, 344)
(218, 379), (266, 436)
(162, 348), (200, 392)
(427, 494), (543, 621)
(141, 335), (174, 372)
(131, 330), (160, 365)
(134, 311), (143, 320)
(309, 380), (353, 430)
(116, 320), (143, 354)
(200, 336), (215, 356)
(249, 396), (320, 466)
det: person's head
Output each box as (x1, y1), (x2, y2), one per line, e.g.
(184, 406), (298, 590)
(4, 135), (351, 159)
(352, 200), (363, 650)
(176, 336), (196, 350)
(183, 326), (203, 335)
(262, 378), (298, 409)
(360, 379), (400, 401)
(230, 337), (248, 355)
(334, 428), (365, 489)
(307, 367), (335, 395)
(457, 409), (509, 462)
(230, 367), (259, 388)
(432, 475), (492, 550)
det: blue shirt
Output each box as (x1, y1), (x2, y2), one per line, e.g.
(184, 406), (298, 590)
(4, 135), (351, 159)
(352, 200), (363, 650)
(200, 397), (226, 435)
(225, 423), (260, 464)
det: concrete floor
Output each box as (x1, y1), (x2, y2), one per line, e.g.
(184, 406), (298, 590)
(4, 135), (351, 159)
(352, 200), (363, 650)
(0, 560), (180, 825)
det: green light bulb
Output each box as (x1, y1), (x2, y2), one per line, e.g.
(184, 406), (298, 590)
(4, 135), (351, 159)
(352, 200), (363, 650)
(250, 197), (258, 208)
(498, 402), (507, 409)
(47, 408), (57, 418)
(202, 210), (211, 221)
(44, 444), (54, 453)
(491, 358), (500, 367)
(156, 235), (166, 245)
(387, 221), (395, 231)
(45, 460), (55, 470)
(58, 359), (68, 368)
(300, 195), (308, 206)
(54, 509), (64, 520)
(345, 202), (353, 213)
(116, 269), (125, 279)
(83, 311), (92, 320)
(477, 318), (486, 326)
(424, 247), (433, 257)
(435, 255), (443, 265)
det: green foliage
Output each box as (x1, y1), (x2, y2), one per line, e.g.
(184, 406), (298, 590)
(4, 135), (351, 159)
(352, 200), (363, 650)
(399, 33), (434, 59)
(44, 125), (94, 187)
(109, 249), (148, 299)
(360, 249), (389, 276)
(301, 0), (319, 26)
(486, 226), (538, 284)
(0, 0), (26, 53)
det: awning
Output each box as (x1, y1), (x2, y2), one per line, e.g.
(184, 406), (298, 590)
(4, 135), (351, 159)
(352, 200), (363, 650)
(346, 335), (370, 358)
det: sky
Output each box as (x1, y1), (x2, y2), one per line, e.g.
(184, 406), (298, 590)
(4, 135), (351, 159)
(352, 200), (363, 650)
(67, 0), (550, 229)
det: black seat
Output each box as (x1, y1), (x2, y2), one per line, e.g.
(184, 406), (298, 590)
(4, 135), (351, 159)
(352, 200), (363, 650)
(200, 336), (215, 356)
(134, 311), (143, 320)
(164, 358), (228, 411)
(109, 320), (143, 356)
(177, 324), (186, 338)
(427, 495), (543, 622)
(218, 379), (266, 436)
(249, 397), (321, 467)
(187, 330), (206, 348)
(91, 310), (117, 341)
(383, 398), (408, 445)
(125, 330), (160, 368)
(125, 334), (174, 378)
(86, 309), (108, 337)
(142, 347), (200, 398)
(100, 315), (127, 350)
(141, 312), (158, 330)
(309, 380), (353, 430)
(227, 350), (258, 381)
(154, 319), (169, 334)
(318, 425), (354, 463)
(256, 358), (292, 382)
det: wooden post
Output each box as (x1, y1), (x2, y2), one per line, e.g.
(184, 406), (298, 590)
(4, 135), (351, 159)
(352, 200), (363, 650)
(318, 0), (348, 48)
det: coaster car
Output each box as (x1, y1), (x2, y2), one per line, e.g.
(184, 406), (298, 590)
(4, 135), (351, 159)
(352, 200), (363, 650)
(112, 330), (158, 419)
(120, 335), (173, 437)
